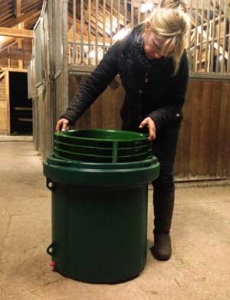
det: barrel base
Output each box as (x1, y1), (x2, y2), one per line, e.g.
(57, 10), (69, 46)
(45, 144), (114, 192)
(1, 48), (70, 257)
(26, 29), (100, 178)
(48, 183), (149, 284)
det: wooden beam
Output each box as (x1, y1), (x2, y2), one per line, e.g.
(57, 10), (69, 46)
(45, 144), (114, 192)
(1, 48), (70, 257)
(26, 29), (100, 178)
(18, 39), (23, 69)
(2, 9), (41, 27)
(0, 27), (33, 39)
(67, 34), (111, 45)
(14, 0), (22, 18)
(0, 72), (5, 80)
(0, 51), (31, 61)
(0, 40), (17, 52)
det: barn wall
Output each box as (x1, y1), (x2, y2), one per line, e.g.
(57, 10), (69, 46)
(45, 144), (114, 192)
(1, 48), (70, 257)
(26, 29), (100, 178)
(175, 77), (230, 180)
(68, 73), (230, 180)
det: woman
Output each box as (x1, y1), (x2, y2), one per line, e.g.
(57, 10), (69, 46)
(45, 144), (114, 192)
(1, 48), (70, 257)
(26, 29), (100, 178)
(56, 8), (190, 261)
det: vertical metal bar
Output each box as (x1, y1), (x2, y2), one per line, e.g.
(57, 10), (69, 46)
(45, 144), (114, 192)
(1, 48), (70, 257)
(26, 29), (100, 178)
(221, 0), (227, 73)
(117, 0), (120, 37)
(138, 0), (141, 24)
(199, 0), (204, 71)
(80, 0), (84, 63)
(110, 0), (113, 46)
(73, 0), (76, 64)
(216, 0), (221, 72)
(103, 0), (106, 56)
(62, 0), (69, 110)
(193, 0), (199, 71)
(228, 20), (230, 73)
(131, 0), (134, 30)
(210, 0), (216, 72)
(88, 0), (91, 65)
(187, 0), (193, 70)
(95, 0), (99, 64)
(205, 0), (211, 72)
(124, 0), (127, 31)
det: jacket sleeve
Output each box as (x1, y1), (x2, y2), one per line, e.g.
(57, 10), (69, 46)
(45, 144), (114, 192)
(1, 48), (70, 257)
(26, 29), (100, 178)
(61, 42), (121, 125)
(148, 51), (189, 130)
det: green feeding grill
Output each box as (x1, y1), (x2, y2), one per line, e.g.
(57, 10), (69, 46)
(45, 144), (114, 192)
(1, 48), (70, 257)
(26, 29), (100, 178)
(44, 129), (160, 284)
(53, 129), (152, 163)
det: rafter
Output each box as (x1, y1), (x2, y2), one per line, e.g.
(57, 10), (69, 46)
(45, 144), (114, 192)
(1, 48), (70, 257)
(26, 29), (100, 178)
(14, 0), (22, 18)
(0, 39), (17, 52)
(0, 27), (33, 39)
(2, 8), (41, 27)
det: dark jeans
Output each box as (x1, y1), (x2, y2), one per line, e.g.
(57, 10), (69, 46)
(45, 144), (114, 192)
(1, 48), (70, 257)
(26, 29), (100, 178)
(151, 122), (181, 234)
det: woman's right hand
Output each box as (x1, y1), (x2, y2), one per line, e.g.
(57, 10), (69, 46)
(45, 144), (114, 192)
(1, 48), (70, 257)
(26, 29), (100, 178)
(139, 117), (156, 141)
(55, 118), (70, 131)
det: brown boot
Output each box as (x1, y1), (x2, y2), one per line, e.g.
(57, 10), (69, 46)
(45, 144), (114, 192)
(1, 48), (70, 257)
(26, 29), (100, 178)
(151, 233), (172, 261)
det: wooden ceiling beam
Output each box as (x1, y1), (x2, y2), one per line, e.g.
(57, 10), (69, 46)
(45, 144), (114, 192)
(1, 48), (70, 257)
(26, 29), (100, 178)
(14, 0), (22, 18)
(2, 8), (41, 27)
(0, 27), (33, 39)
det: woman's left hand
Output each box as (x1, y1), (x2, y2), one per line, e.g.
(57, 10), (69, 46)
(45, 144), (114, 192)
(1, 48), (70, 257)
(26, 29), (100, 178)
(139, 117), (156, 141)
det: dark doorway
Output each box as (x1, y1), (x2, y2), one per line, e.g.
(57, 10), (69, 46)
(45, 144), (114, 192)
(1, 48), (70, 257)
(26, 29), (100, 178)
(9, 72), (32, 135)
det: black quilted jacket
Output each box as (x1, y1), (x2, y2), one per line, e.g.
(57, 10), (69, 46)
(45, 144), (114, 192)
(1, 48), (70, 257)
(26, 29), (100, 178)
(61, 25), (189, 132)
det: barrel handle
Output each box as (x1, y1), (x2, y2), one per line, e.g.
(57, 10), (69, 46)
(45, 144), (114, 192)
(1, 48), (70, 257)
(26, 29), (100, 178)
(46, 178), (56, 192)
(46, 242), (55, 256)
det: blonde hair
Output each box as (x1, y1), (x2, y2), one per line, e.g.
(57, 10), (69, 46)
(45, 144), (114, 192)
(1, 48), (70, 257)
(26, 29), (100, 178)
(159, 0), (187, 13)
(145, 8), (190, 75)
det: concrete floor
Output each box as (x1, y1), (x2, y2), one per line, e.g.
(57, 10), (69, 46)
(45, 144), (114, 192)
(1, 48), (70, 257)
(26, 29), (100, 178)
(0, 140), (230, 300)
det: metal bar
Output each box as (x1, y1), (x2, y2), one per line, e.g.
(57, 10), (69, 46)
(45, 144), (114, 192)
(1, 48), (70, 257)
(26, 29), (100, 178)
(187, 0), (193, 70)
(205, 0), (211, 72)
(95, 0), (99, 65)
(210, 0), (216, 72)
(110, 0), (113, 46)
(193, 0), (199, 71)
(103, 0), (106, 56)
(221, 0), (227, 73)
(228, 21), (230, 73)
(216, 0), (222, 72)
(138, 0), (141, 24)
(124, 0), (127, 31)
(73, 0), (76, 64)
(88, 0), (92, 65)
(62, 0), (69, 110)
(80, 0), (84, 63)
(117, 0), (120, 36)
(199, 0), (204, 71)
(130, 0), (134, 30)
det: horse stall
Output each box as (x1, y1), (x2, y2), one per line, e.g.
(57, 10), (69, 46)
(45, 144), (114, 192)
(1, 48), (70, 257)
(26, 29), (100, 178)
(31, 0), (230, 180)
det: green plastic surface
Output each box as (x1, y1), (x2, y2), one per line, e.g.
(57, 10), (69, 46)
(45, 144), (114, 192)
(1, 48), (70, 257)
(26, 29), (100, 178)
(44, 129), (160, 283)
(54, 129), (151, 163)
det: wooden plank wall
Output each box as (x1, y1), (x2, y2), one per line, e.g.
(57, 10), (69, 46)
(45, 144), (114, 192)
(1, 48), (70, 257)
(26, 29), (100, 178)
(68, 74), (124, 130)
(68, 73), (230, 180)
(0, 71), (9, 135)
(175, 77), (230, 180)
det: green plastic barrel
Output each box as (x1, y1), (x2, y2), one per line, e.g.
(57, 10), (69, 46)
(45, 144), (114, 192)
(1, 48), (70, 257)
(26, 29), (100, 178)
(44, 129), (160, 284)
